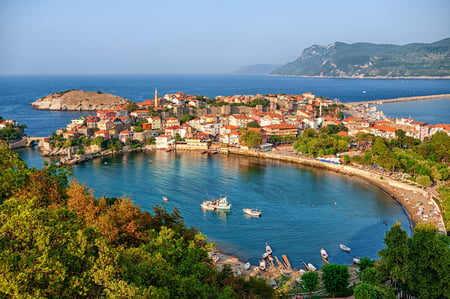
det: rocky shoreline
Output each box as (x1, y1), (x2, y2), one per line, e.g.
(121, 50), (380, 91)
(30, 89), (131, 111)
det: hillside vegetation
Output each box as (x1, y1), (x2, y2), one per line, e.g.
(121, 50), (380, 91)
(0, 144), (274, 298)
(271, 38), (450, 78)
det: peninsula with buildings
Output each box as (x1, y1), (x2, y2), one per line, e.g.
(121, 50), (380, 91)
(5, 89), (445, 235)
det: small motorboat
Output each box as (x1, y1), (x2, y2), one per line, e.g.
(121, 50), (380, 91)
(262, 252), (269, 259)
(340, 244), (351, 252)
(353, 257), (361, 264)
(162, 196), (168, 202)
(200, 200), (215, 211)
(244, 262), (251, 271)
(265, 243), (272, 255)
(307, 263), (316, 271)
(259, 260), (266, 271)
(320, 248), (328, 259)
(243, 208), (261, 217)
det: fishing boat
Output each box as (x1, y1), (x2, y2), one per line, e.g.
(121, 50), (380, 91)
(242, 208), (261, 217)
(265, 243), (272, 255)
(340, 244), (351, 252)
(200, 200), (215, 211)
(259, 260), (266, 271)
(320, 248), (328, 259)
(214, 196), (231, 210)
(162, 196), (168, 202)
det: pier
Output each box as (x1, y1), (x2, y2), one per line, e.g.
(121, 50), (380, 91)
(346, 93), (450, 107)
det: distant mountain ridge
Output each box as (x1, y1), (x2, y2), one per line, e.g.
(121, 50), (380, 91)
(270, 38), (450, 78)
(234, 64), (281, 74)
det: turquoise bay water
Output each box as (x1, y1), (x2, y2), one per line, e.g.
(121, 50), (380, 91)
(17, 148), (411, 269)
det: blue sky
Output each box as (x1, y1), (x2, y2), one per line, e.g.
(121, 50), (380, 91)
(1, 0), (449, 74)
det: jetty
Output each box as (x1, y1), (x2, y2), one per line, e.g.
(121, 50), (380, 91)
(346, 93), (450, 107)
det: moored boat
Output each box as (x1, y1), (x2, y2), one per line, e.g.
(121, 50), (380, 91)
(307, 263), (316, 271)
(340, 244), (351, 252)
(162, 196), (168, 202)
(243, 208), (261, 217)
(200, 200), (215, 211)
(265, 243), (272, 255)
(259, 260), (266, 271)
(320, 248), (328, 259)
(353, 256), (361, 264)
(214, 196), (231, 210)
(244, 262), (251, 270)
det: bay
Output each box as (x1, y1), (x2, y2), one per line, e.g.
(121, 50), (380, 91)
(16, 148), (411, 269)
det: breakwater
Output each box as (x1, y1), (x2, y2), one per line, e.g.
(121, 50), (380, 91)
(347, 93), (450, 106)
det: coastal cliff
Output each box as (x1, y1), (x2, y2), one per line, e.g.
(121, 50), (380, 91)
(271, 38), (450, 78)
(30, 89), (131, 111)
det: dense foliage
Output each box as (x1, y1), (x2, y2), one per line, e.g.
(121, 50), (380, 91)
(239, 130), (263, 148)
(369, 222), (450, 299)
(293, 126), (349, 156)
(0, 144), (274, 298)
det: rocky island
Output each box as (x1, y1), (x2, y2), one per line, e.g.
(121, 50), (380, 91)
(30, 89), (132, 111)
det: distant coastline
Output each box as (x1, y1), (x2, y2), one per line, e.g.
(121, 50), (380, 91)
(267, 74), (450, 80)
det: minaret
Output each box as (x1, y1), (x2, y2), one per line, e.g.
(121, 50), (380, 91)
(154, 88), (159, 108)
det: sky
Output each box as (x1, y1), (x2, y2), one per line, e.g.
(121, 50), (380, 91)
(1, 0), (449, 75)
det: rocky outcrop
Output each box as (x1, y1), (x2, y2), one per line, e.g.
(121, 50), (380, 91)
(31, 90), (132, 111)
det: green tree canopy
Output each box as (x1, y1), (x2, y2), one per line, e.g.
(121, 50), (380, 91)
(321, 264), (350, 297)
(239, 130), (262, 148)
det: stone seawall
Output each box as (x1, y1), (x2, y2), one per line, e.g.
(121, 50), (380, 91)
(347, 93), (450, 106)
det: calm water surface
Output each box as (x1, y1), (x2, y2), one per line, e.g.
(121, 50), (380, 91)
(17, 148), (411, 269)
(379, 97), (450, 125)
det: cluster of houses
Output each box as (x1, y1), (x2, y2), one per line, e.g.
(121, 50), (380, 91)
(342, 115), (449, 141)
(44, 91), (449, 151)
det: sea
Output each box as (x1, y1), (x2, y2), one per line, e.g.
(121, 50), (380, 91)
(1, 74), (450, 269)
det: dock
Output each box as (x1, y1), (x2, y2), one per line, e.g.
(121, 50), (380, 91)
(282, 255), (292, 270)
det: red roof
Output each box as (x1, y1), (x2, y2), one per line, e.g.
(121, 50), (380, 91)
(336, 131), (348, 137)
(373, 125), (397, 132)
(263, 123), (298, 130)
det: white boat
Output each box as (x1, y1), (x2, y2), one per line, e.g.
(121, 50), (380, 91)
(244, 262), (251, 270)
(262, 252), (269, 259)
(307, 263), (316, 271)
(214, 196), (231, 210)
(265, 243), (272, 255)
(259, 260), (266, 271)
(320, 248), (328, 259)
(162, 196), (168, 202)
(340, 244), (351, 252)
(243, 208), (261, 217)
(353, 257), (361, 264)
(200, 200), (215, 211)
